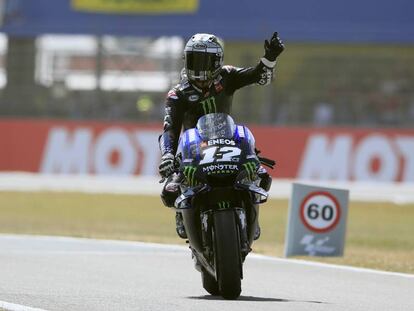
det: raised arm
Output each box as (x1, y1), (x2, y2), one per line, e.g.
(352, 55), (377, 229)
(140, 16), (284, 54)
(226, 32), (285, 91)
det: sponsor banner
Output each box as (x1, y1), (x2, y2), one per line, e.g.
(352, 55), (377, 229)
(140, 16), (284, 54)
(0, 119), (413, 182)
(71, 0), (199, 14)
(254, 127), (414, 182)
(0, 119), (161, 175)
(2, 1), (413, 42)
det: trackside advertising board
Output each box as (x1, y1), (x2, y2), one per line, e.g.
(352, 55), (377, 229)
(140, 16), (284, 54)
(284, 183), (349, 257)
(2, 0), (413, 43)
(0, 119), (414, 182)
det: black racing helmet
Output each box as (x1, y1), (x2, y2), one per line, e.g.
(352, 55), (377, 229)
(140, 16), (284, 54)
(184, 33), (224, 83)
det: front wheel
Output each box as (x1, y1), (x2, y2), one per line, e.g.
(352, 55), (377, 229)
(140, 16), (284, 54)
(213, 209), (242, 299)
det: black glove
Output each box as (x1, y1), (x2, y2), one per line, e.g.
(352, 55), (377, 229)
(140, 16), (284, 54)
(158, 153), (175, 178)
(264, 32), (285, 62)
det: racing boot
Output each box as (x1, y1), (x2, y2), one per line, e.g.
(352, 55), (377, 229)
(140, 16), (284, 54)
(175, 212), (187, 239)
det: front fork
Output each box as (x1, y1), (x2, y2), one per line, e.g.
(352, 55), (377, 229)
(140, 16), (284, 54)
(235, 208), (251, 257)
(200, 208), (251, 263)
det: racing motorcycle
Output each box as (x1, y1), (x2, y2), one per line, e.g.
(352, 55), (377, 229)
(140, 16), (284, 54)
(171, 113), (273, 299)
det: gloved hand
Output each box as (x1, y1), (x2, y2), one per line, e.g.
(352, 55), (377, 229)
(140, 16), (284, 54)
(158, 153), (175, 178)
(264, 32), (285, 62)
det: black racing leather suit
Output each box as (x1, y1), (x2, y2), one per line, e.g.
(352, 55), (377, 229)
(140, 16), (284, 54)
(159, 60), (275, 156)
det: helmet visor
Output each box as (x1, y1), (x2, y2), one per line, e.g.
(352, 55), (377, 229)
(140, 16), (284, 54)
(186, 51), (220, 71)
(185, 51), (221, 81)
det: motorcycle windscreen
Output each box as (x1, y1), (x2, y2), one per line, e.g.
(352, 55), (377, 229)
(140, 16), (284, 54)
(196, 113), (236, 140)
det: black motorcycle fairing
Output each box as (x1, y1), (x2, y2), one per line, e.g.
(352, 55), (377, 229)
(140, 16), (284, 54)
(170, 113), (271, 299)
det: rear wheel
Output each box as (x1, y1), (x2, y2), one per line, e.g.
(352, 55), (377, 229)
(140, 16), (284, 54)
(213, 209), (242, 300)
(201, 268), (219, 295)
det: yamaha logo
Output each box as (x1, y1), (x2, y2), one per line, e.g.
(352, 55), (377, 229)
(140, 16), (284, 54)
(193, 43), (207, 49)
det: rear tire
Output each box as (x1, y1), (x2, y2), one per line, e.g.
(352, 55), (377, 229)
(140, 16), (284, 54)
(213, 209), (242, 300)
(201, 268), (219, 295)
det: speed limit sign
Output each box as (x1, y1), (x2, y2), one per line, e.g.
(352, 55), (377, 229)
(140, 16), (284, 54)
(285, 183), (349, 257)
(300, 192), (341, 233)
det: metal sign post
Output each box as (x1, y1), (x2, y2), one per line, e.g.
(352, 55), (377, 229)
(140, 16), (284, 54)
(284, 183), (349, 257)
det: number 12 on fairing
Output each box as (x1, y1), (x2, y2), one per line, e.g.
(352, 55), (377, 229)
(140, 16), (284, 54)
(199, 146), (241, 164)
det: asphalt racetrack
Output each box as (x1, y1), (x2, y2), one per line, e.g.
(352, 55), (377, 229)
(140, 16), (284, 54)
(0, 235), (413, 311)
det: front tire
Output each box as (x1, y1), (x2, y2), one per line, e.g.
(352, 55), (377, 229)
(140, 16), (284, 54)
(213, 209), (242, 299)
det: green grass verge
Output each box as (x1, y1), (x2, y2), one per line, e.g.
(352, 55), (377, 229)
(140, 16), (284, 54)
(0, 191), (413, 273)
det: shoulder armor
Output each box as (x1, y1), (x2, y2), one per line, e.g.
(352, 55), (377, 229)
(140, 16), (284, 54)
(178, 80), (191, 92)
(166, 79), (192, 100)
(167, 89), (179, 100)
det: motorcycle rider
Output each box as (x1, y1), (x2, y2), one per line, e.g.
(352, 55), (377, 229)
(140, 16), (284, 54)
(158, 32), (285, 239)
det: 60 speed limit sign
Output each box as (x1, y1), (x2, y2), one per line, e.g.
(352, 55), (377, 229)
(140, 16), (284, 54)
(300, 191), (341, 233)
(285, 183), (349, 257)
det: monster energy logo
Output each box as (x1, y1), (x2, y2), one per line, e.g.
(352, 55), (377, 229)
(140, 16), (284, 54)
(202, 164), (238, 173)
(243, 161), (257, 180)
(183, 166), (197, 186)
(218, 201), (230, 209)
(201, 96), (216, 114)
